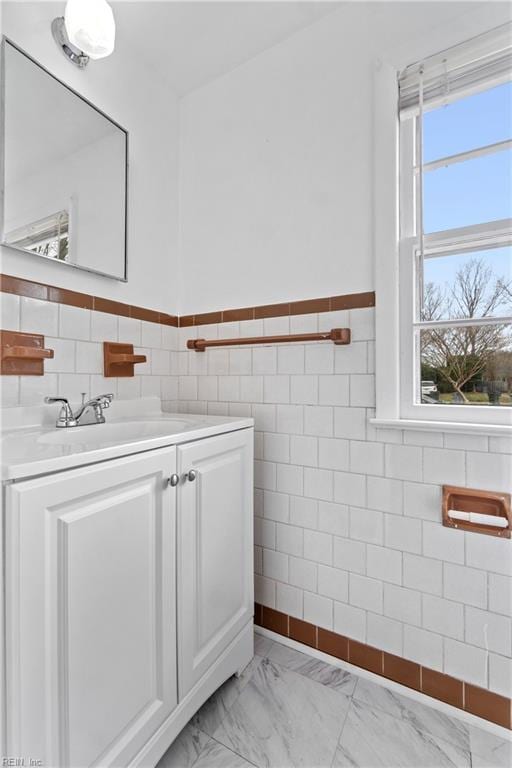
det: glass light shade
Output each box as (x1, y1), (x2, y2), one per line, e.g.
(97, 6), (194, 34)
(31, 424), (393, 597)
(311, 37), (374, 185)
(64, 0), (115, 60)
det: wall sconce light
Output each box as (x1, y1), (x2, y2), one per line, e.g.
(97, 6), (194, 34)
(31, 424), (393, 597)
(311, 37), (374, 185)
(52, 0), (115, 68)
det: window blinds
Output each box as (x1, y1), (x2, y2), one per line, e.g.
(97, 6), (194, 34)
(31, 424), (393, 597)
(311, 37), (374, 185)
(399, 22), (512, 116)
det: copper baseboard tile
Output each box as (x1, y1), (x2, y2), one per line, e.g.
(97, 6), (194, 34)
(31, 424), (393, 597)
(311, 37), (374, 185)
(465, 684), (512, 729)
(180, 291), (375, 327)
(317, 628), (349, 661)
(289, 617), (317, 648)
(260, 606), (289, 636)
(0, 274), (179, 327)
(254, 604), (511, 729)
(383, 652), (421, 691)
(349, 640), (383, 676)
(421, 668), (464, 709)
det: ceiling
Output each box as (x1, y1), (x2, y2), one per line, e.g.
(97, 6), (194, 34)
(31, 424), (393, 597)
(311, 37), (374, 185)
(112, 1), (341, 94)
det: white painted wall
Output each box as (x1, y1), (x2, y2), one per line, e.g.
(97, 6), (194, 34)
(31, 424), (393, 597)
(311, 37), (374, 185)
(0, 1), (180, 314)
(178, 1), (511, 315)
(2, 1), (509, 317)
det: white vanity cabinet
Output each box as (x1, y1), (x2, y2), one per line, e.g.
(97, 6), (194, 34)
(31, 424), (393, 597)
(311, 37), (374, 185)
(178, 428), (253, 697)
(6, 448), (178, 768)
(3, 425), (254, 768)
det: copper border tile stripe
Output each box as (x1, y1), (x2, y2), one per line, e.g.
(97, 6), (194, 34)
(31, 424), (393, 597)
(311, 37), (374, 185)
(159, 312), (178, 326)
(254, 302), (291, 320)
(290, 297), (330, 315)
(253, 604), (511, 729)
(130, 305), (162, 324)
(93, 296), (131, 318)
(47, 286), (93, 309)
(193, 311), (223, 326)
(223, 307), (255, 322)
(0, 274), (48, 301)
(0, 274), (179, 327)
(179, 291), (375, 327)
(1, 275), (373, 328)
(331, 291), (375, 311)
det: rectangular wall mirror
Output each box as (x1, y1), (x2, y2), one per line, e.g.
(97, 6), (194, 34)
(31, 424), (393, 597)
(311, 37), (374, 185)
(1, 39), (128, 281)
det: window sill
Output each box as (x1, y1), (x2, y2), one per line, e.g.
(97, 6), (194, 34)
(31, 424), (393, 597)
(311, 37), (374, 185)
(369, 417), (512, 437)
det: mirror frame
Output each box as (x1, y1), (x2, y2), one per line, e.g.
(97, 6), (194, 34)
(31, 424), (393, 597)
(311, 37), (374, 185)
(0, 37), (129, 282)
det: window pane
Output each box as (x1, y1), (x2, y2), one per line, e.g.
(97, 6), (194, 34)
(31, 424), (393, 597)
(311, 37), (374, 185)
(423, 148), (512, 233)
(419, 323), (512, 406)
(423, 247), (512, 321)
(423, 81), (512, 163)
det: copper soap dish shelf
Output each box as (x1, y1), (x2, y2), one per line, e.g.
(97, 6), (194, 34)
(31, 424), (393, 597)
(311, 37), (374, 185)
(187, 327), (351, 352)
(103, 342), (147, 377)
(442, 485), (511, 538)
(1, 330), (54, 375)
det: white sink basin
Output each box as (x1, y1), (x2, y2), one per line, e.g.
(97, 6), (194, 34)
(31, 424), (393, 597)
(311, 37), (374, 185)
(37, 419), (192, 446)
(1, 398), (253, 481)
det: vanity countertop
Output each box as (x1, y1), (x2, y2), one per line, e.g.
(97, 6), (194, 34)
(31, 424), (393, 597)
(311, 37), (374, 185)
(0, 398), (253, 481)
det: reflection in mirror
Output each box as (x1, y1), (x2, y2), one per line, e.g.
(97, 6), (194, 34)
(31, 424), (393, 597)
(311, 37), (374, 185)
(2, 40), (127, 280)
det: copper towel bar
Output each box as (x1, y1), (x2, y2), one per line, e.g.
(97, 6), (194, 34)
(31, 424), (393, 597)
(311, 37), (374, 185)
(187, 327), (351, 352)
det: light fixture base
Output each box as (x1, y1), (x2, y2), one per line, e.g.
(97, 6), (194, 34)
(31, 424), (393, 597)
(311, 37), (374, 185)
(51, 17), (89, 68)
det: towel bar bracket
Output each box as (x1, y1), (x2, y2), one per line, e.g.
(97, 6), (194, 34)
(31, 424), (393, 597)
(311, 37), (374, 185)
(0, 330), (54, 375)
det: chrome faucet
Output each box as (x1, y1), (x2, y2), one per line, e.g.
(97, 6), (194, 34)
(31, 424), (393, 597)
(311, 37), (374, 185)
(45, 393), (114, 428)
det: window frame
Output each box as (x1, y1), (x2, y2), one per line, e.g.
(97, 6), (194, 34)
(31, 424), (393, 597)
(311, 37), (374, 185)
(400, 105), (512, 426)
(373, 58), (512, 436)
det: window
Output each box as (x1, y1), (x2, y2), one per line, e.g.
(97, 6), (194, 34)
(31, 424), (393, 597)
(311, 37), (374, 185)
(397, 25), (512, 428)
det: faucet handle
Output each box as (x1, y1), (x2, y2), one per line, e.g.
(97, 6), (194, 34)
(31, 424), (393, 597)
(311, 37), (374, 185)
(45, 396), (70, 407)
(44, 396), (77, 428)
(97, 393), (114, 408)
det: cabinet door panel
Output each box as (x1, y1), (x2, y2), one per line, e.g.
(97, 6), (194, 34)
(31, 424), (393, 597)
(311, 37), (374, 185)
(178, 429), (253, 697)
(6, 448), (177, 768)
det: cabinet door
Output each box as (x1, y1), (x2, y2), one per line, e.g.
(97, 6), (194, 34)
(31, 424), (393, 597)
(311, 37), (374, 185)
(5, 447), (177, 768)
(178, 428), (253, 697)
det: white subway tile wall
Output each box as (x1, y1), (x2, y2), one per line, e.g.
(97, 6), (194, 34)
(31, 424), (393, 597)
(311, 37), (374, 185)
(1, 296), (179, 411)
(173, 307), (512, 698)
(2, 300), (512, 699)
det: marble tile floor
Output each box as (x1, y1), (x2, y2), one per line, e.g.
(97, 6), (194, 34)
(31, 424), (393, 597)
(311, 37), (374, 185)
(156, 632), (511, 768)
